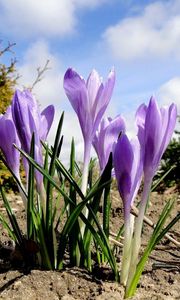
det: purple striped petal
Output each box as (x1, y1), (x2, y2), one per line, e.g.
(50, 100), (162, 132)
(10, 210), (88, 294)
(64, 68), (115, 145)
(136, 97), (177, 180)
(93, 115), (125, 171)
(0, 109), (20, 178)
(113, 134), (142, 218)
(40, 105), (55, 141)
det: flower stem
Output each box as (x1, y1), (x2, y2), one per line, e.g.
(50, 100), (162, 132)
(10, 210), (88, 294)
(39, 184), (46, 219)
(121, 212), (134, 286)
(126, 177), (152, 289)
(80, 140), (91, 236)
(81, 142), (91, 195)
(17, 177), (27, 211)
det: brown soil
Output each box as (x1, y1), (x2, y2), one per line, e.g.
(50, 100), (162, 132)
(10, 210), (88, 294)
(0, 187), (179, 300)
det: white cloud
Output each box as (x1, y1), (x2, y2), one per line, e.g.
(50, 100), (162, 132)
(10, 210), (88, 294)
(157, 77), (180, 113)
(157, 77), (180, 134)
(75, 0), (109, 9)
(103, 0), (180, 60)
(0, 0), (109, 38)
(60, 111), (84, 164)
(18, 40), (64, 108)
(0, 0), (75, 38)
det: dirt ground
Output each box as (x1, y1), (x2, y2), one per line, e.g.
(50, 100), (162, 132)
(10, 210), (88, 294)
(0, 187), (179, 300)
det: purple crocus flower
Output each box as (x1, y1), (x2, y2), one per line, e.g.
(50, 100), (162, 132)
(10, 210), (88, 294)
(126, 98), (178, 288)
(136, 97), (177, 180)
(64, 68), (115, 195)
(113, 134), (143, 218)
(64, 68), (115, 145)
(11, 89), (55, 191)
(93, 115), (125, 172)
(0, 106), (21, 179)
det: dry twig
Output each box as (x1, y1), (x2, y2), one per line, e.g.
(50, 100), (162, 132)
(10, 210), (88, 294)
(131, 204), (180, 247)
(0, 42), (16, 56)
(29, 60), (50, 90)
(110, 196), (180, 247)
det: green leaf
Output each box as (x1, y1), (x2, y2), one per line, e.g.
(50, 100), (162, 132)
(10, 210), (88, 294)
(125, 198), (176, 298)
(155, 212), (180, 245)
(57, 154), (118, 278)
(151, 165), (176, 192)
(27, 133), (35, 239)
(87, 203), (119, 280)
(0, 154), (27, 198)
(68, 138), (80, 266)
(31, 209), (52, 269)
(13, 144), (75, 206)
(0, 185), (23, 246)
(46, 112), (64, 228)
(83, 154), (113, 264)
(103, 180), (111, 238)
(43, 143), (49, 191)
(0, 213), (16, 241)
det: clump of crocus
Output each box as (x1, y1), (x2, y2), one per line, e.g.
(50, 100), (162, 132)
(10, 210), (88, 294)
(12, 89), (55, 194)
(0, 89), (55, 213)
(126, 97), (177, 291)
(113, 133), (143, 286)
(64, 68), (115, 195)
(93, 115), (126, 173)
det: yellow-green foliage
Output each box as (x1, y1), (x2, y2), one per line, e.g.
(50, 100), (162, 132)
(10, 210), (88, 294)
(0, 62), (17, 113)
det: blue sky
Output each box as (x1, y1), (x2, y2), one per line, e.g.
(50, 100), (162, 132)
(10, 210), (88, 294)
(0, 0), (180, 161)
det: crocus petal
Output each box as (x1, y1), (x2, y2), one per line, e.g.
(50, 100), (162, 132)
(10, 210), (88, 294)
(113, 134), (142, 217)
(159, 103), (177, 156)
(135, 103), (147, 145)
(114, 134), (134, 201)
(136, 97), (177, 180)
(12, 90), (35, 152)
(40, 105), (55, 140)
(64, 68), (115, 145)
(12, 89), (54, 192)
(100, 69), (116, 107)
(86, 69), (102, 108)
(130, 138), (143, 203)
(93, 115), (125, 171)
(93, 69), (115, 135)
(0, 116), (20, 178)
(138, 97), (162, 177)
(64, 68), (89, 140)
(104, 115), (125, 153)
(63, 68), (87, 115)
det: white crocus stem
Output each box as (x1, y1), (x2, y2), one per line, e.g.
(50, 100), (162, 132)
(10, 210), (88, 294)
(39, 183), (47, 218)
(18, 187), (27, 212)
(80, 140), (91, 236)
(121, 212), (134, 286)
(127, 177), (152, 288)
(81, 141), (91, 195)
(17, 177), (27, 211)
